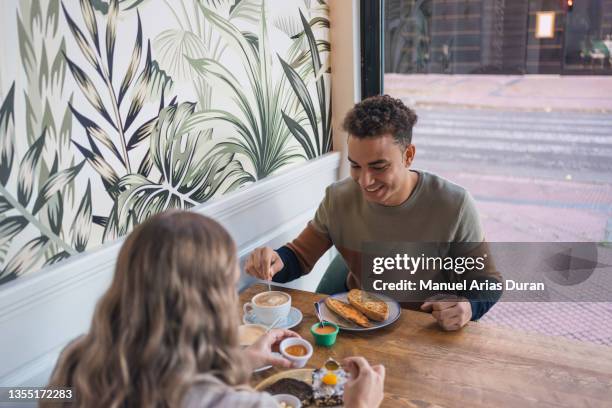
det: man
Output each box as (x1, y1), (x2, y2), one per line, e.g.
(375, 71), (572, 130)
(245, 95), (502, 330)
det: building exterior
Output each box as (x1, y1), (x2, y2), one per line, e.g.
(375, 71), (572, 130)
(385, 0), (612, 74)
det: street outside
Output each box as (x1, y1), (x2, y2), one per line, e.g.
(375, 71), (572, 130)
(386, 74), (612, 345)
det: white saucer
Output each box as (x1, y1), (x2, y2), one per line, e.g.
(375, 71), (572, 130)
(243, 307), (303, 330)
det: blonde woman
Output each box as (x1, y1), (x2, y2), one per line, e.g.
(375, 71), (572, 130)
(43, 211), (384, 408)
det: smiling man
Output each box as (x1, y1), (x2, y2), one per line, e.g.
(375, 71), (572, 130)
(245, 95), (502, 330)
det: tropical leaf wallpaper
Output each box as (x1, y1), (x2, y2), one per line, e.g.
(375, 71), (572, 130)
(0, 0), (331, 285)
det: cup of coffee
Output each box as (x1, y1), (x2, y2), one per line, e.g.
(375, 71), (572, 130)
(238, 324), (267, 347)
(243, 291), (291, 325)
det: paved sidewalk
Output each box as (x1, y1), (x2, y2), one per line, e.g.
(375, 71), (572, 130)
(385, 74), (612, 112)
(427, 166), (612, 346)
(443, 171), (612, 242)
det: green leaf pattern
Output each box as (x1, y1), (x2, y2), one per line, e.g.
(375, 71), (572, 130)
(0, 0), (330, 285)
(1, 0), (85, 284)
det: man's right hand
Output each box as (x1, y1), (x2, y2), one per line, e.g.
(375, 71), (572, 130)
(244, 247), (284, 281)
(342, 356), (385, 408)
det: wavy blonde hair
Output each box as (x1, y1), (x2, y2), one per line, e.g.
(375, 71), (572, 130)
(43, 211), (249, 408)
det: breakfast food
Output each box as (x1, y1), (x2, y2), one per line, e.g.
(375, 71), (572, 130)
(285, 345), (308, 357)
(259, 359), (349, 407)
(255, 291), (290, 307)
(311, 359), (348, 407)
(347, 289), (389, 321)
(263, 378), (313, 406)
(324, 297), (372, 328)
(313, 324), (336, 335)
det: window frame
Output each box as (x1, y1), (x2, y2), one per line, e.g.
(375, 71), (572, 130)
(360, 0), (384, 98)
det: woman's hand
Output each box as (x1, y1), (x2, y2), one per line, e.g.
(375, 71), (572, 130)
(242, 329), (300, 371)
(342, 356), (385, 408)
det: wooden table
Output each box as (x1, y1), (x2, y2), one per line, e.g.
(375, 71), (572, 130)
(241, 284), (612, 407)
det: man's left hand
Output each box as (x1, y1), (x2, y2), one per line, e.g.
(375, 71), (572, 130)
(420, 297), (472, 331)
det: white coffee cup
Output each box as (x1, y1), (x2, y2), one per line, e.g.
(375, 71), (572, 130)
(243, 291), (291, 325)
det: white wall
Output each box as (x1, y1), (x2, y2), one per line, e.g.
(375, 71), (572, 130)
(0, 152), (341, 388)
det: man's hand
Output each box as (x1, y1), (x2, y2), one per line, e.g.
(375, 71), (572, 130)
(244, 247), (284, 281)
(420, 296), (472, 331)
(342, 357), (385, 408)
(242, 329), (299, 371)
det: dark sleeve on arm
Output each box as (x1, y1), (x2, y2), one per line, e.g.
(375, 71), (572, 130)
(451, 241), (503, 321)
(272, 246), (303, 283)
(469, 299), (496, 321)
(451, 194), (503, 320)
(465, 277), (503, 321)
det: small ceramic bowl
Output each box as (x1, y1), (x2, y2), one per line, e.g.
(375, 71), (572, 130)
(279, 337), (313, 368)
(310, 322), (339, 347)
(273, 394), (302, 408)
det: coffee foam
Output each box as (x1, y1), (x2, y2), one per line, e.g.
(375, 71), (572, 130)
(238, 325), (266, 346)
(255, 292), (289, 307)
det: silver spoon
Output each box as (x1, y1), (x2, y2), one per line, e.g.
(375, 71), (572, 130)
(314, 302), (326, 327)
(265, 316), (283, 333)
(267, 258), (281, 291)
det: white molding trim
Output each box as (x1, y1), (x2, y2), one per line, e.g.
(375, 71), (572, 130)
(0, 344), (65, 388)
(0, 152), (341, 386)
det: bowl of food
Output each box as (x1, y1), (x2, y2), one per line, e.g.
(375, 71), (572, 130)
(310, 322), (339, 346)
(273, 393), (301, 408)
(279, 338), (313, 368)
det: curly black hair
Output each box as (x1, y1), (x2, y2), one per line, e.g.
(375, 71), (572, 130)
(342, 95), (418, 148)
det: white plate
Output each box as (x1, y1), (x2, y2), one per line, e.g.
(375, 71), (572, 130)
(316, 292), (401, 332)
(243, 307), (303, 330)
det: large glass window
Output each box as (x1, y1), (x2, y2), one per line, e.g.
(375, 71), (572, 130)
(564, 0), (612, 73)
(384, 0), (612, 75)
(380, 0), (612, 345)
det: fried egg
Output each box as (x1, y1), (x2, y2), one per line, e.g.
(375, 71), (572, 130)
(312, 365), (348, 407)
